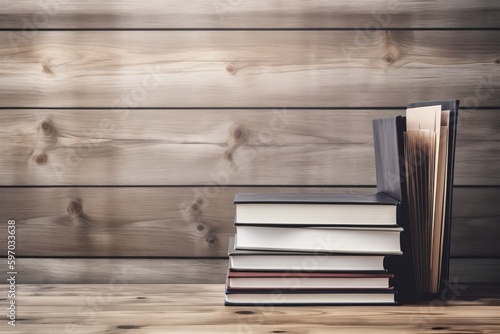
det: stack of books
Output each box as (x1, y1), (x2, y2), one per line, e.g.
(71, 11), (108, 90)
(224, 192), (403, 306)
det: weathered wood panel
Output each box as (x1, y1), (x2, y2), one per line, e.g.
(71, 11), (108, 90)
(0, 187), (497, 257)
(0, 109), (389, 186)
(0, 109), (498, 185)
(1, 258), (497, 284)
(0, 141), (378, 186)
(453, 142), (500, 187)
(1, 31), (499, 108)
(450, 259), (500, 283)
(1, 259), (228, 284)
(457, 109), (500, 142)
(1, 0), (499, 28)
(0, 187), (372, 257)
(451, 188), (500, 256)
(0, 2), (498, 290)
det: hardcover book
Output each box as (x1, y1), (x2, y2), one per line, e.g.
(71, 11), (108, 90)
(234, 225), (403, 254)
(373, 100), (459, 300)
(234, 192), (399, 226)
(228, 237), (388, 272)
(373, 115), (414, 301)
(226, 271), (394, 289)
(224, 289), (398, 306)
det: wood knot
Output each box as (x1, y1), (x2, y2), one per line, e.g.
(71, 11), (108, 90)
(228, 124), (247, 144)
(67, 198), (83, 216)
(223, 147), (240, 170)
(495, 59), (500, 64)
(188, 198), (204, 216)
(193, 221), (210, 237)
(224, 150), (233, 161)
(42, 64), (55, 77)
(116, 325), (141, 330)
(39, 120), (56, 137)
(384, 45), (401, 64)
(32, 151), (48, 166)
(225, 64), (236, 74)
(206, 235), (218, 245)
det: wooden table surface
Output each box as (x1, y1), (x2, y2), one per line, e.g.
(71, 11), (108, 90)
(2, 284), (499, 333)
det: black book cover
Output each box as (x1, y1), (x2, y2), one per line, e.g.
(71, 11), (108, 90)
(234, 192), (400, 205)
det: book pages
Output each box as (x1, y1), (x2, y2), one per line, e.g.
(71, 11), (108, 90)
(405, 105), (449, 294)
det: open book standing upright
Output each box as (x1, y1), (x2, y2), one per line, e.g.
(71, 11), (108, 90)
(373, 100), (459, 300)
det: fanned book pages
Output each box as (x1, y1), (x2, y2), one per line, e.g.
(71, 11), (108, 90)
(405, 101), (458, 295)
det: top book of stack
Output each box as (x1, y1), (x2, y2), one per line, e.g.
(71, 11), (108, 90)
(234, 192), (399, 227)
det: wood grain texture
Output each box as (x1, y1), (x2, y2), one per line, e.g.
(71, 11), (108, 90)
(450, 259), (500, 283)
(1, 285), (499, 333)
(0, 3), (498, 290)
(0, 187), (497, 257)
(0, 109), (498, 186)
(0, 187), (372, 257)
(1, 0), (499, 28)
(0, 259), (228, 284)
(0, 109), (387, 186)
(0, 258), (498, 284)
(1, 30), (499, 108)
(451, 188), (500, 256)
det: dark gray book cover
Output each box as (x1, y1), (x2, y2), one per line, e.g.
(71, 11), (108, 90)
(373, 115), (414, 302)
(234, 192), (399, 205)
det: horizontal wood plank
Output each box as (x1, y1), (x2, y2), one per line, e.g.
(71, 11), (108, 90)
(451, 188), (500, 256)
(454, 142), (500, 186)
(1, 31), (499, 108)
(0, 258), (497, 284)
(0, 109), (498, 186)
(0, 259), (228, 284)
(450, 259), (500, 283)
(1, 0), (499, 28)
(0, 187), (497, 257)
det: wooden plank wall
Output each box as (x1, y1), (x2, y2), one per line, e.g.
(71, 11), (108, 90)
(0, 1), (499, 288)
